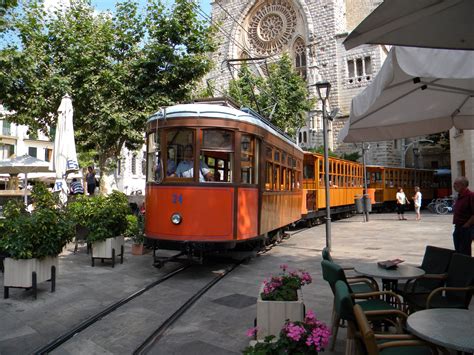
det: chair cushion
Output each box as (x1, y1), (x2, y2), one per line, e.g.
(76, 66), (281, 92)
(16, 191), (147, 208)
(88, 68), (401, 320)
(405, 293), (467, 311)
(351, 283), (375, 294)
(396, 283), (434, 296)
(380, 345), (434, 355)
(358, 299), (396, 312)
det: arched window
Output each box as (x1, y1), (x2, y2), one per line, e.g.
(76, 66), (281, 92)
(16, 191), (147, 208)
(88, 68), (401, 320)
(293, 38), (307, 80)
(303, 131), (307, 143)
(299, 132), (302, 142)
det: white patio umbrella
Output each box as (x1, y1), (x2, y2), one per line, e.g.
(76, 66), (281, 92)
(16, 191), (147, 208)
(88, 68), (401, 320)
(52, 94), (79, 204)
(340, 46), (474, 143)
(343, 0), (474, 50)
(0, 154), (51, 204)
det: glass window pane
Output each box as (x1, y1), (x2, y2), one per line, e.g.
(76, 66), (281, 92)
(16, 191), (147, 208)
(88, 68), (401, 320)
(202, 129), (233, 151)
(167, 128), (195, 181)
(241, 134), (256, 184)
(200, 129), (234, 183)
(147, 132), (160, 182)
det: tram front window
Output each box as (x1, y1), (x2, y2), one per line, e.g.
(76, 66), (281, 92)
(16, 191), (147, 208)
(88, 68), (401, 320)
(201, 129), (234, 183)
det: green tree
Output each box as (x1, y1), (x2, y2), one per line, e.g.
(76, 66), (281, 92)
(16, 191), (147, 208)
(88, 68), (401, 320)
(228, 54), (314, 137)
(0, 0), (17, 31)
(0, 0), (216, 177)
(307, 146), (339, 158)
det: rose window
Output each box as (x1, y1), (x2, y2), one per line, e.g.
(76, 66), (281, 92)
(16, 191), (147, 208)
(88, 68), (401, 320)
(247, 0), (297, 55)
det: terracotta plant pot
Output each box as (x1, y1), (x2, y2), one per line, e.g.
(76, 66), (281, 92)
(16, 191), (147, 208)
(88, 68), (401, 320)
(131, 243), (145, 255)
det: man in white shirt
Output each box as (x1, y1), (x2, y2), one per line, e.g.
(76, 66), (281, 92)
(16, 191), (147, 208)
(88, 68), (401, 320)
(173, 145), (213, 182)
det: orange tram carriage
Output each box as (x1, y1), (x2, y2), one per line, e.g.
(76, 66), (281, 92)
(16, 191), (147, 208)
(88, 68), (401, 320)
(365, 166), (435, 211)
(144, 100), (436, 256)
(144, 100), (304, 255)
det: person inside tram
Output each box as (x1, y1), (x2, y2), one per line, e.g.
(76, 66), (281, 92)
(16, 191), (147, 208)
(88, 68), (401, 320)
(154, 150), (177, 180)
(172, 144), (213, 182)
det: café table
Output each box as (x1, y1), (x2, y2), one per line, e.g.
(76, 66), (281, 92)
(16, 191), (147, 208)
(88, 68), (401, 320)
(354, 263), (425, 292)
(407, 308), (474, 353)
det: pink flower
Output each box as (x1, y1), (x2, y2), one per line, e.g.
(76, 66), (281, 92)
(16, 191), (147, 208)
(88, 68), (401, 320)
(305, 310), (316, 324)
(284, 323), (306, 341)
(280, 264), (288, 271)
(246, 327), (258, 338)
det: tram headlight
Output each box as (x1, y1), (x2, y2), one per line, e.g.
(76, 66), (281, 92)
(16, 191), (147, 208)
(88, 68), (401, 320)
(171, 213), (182, 225)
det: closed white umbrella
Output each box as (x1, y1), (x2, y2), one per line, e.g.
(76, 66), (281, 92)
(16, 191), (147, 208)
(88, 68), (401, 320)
(343, 0), (474, 50)
(52, 94), (79, 204)
(0, 154), (51, 204)
(340, 46), (474, 143)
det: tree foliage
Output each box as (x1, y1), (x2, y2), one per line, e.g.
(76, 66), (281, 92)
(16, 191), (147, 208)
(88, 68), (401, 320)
(0, 0), (216, 175)
(228, 54), (314, 137)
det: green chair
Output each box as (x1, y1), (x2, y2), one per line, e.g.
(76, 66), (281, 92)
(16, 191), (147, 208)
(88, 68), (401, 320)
(334, 280), (410, 353)
(397, 245), (454, 297)
(405, 253), (474, 312)
(322, 260), (402, 350)
(354, 304), (437, 355)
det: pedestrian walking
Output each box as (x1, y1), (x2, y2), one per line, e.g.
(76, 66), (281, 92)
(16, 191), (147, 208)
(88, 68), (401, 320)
(452, 177), (474, 256)
(396, 187), (409, 220)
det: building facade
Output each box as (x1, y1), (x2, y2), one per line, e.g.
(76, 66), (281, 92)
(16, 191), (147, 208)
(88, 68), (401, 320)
(206, 0), (416, 166)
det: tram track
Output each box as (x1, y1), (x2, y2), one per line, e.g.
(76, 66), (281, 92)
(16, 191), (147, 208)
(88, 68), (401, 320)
(33, 265), (190, 355)
(33, 260), (242, 355)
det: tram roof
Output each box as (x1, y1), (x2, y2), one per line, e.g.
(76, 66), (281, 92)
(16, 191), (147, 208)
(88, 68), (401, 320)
(147, 103), (303, 152)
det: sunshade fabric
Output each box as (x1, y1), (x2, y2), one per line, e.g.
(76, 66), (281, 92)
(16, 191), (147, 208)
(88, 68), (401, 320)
(340, 46), (474, 143)
(343, 0), (474, 50)
(0, 154), (51, 174)
(52, 94), (79, 201)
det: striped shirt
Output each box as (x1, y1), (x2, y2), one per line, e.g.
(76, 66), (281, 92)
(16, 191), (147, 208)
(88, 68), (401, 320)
(70, 181), (84, 195)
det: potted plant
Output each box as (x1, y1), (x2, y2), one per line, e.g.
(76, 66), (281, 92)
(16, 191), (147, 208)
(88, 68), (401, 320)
(68, 191), (129, 267)
(0, 184), (74, 299)
(124, 214), (146, 255)
(244, 310), (331, 354)
(256, 265), (312, 340)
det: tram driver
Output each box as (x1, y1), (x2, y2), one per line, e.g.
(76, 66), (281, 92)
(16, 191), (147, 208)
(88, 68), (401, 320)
(172, 144), (214, 182)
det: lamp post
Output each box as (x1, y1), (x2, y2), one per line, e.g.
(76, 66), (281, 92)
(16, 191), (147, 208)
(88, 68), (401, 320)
(413, 147), (420, 186)
(361, 143), (370, 222)
(315, 80), (332, 251)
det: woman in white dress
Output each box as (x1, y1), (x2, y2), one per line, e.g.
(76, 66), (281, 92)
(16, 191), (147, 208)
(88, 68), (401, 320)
(413, 186), (422, 221)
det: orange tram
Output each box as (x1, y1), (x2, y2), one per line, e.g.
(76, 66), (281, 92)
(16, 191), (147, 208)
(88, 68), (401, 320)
(144, 100), (435, 253)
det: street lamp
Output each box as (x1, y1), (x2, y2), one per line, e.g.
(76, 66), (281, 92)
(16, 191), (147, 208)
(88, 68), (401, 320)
(361, 143), (370, 222)
(413, 147), (420, 186)
(315, 80), (332, 251)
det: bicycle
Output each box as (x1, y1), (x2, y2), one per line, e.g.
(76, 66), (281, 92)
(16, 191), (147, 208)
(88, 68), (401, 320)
(433, 197), (454, 215)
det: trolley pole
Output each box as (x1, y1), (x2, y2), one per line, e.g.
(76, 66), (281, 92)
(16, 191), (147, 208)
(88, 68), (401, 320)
(362, 143), (369, 222)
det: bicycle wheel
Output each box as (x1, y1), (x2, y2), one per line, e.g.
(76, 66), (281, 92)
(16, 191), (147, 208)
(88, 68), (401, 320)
(427, 202), (436, 213)
(436, 203), (449, 215)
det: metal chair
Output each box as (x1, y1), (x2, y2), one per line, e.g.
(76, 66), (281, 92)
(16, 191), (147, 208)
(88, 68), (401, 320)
(397, 245), (454, 296)
(404, 253), (474, 312)
(354, 304), (437, 355)
(322, 260), (403, 351)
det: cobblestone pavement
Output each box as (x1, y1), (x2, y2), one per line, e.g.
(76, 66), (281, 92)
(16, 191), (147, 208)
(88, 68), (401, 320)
(0, 211), (469, 354)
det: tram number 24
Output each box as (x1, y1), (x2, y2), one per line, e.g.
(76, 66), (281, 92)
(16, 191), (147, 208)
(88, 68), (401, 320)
(172, 194), (183, 204)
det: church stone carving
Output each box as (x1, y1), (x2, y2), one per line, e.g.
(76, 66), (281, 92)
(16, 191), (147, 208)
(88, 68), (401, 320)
(247, 0), (297, 55)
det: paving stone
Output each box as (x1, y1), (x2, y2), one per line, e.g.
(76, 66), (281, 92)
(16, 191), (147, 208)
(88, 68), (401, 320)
(212, 293), (257, 309)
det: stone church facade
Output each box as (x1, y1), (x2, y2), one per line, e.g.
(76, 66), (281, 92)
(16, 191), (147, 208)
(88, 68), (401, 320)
(205, 0), (409, 167)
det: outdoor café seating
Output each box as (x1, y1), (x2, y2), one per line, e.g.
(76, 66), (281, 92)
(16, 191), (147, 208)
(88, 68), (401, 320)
(404, 253), (474, 312)
(334, 280), (411, 354)
(322, 260), (403, 350)
(396, 245), (454, 297)
(354, 304), (437, 355)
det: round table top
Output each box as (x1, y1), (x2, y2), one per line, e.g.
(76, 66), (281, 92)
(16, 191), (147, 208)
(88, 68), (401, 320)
(354, 263), (425, 280)
(407, 308), (474, 352)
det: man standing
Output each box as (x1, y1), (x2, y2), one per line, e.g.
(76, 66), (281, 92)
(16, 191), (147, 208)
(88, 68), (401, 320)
(452, 177), (474, 256)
